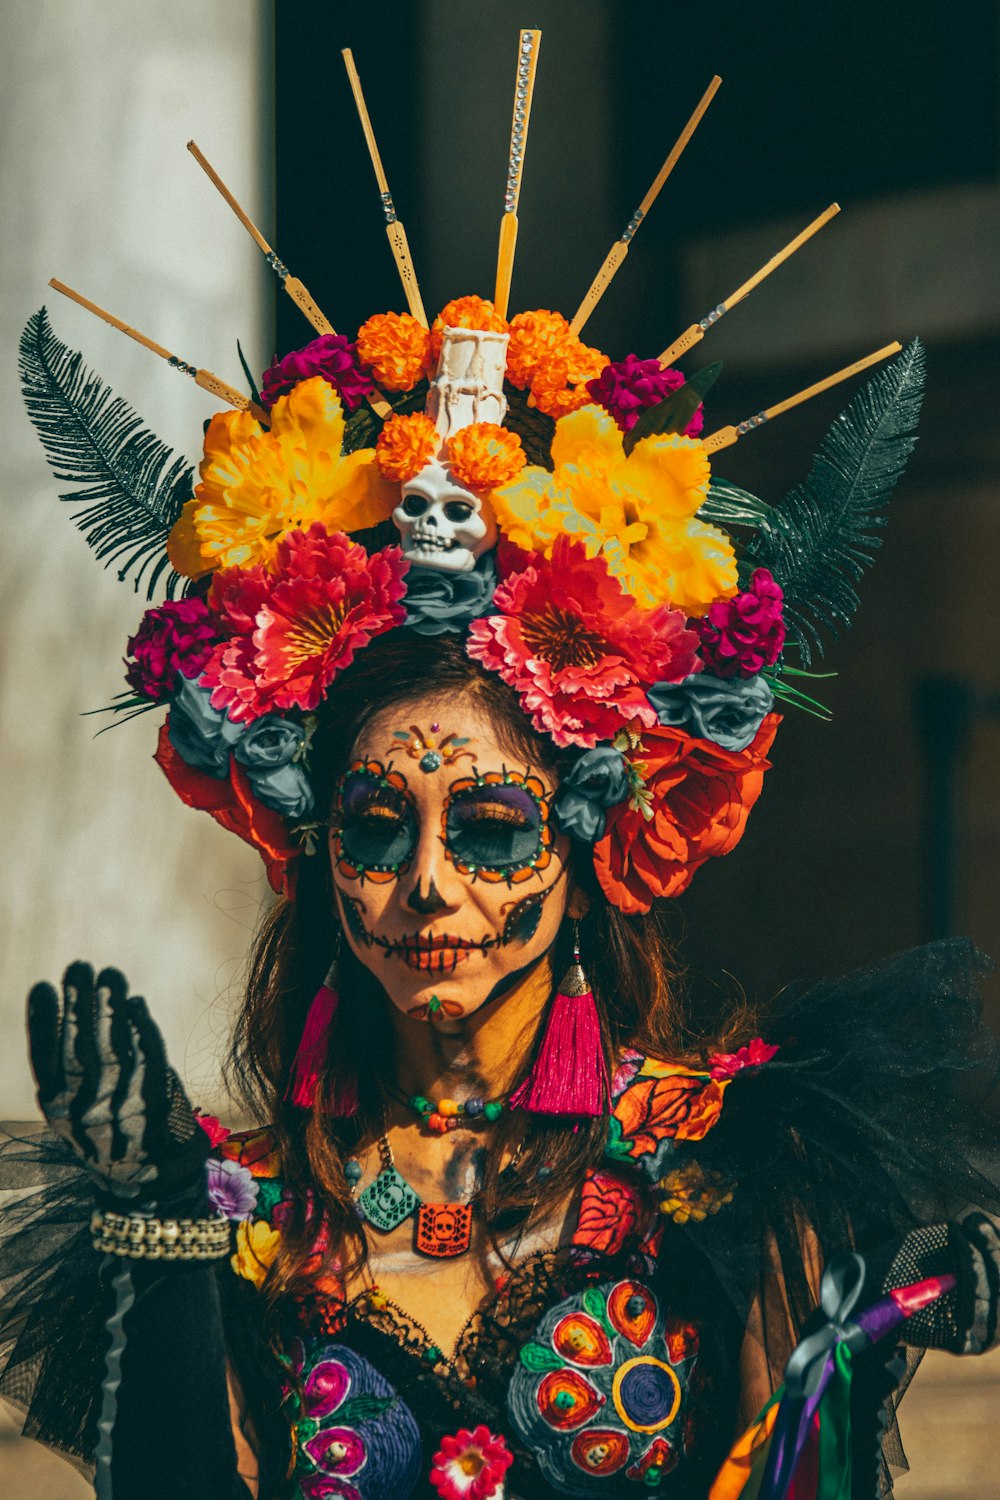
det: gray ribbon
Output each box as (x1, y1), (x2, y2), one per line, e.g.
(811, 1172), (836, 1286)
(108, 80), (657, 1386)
(784, 1250), (868, 1398)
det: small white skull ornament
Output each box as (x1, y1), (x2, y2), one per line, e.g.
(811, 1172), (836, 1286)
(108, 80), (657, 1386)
(393, 460), (498, 574)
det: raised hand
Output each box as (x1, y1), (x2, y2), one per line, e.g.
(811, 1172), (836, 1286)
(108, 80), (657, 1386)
(27, 961), (209, 1204)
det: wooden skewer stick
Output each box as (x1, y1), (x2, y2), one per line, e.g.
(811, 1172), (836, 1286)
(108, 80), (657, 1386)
(702, 341), (902, 454)
(187, 140), (392, 421)
(341, 49), (428, 329)
(187, 140), (336, 339)
(493, 28), (542, 321)
(570, 75), (722, 337)
(659, 202), (841, 367)
(49, 278), (268, 423)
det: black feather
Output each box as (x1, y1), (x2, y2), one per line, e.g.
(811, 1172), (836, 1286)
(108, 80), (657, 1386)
(747, 338), (925, 666)
(19, 307), (195, 599)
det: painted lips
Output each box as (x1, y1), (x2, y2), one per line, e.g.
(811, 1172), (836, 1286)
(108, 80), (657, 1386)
(382, 933), (485, 974)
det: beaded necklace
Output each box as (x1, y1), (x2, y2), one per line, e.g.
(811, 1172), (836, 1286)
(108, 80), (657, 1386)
(406, 1091), (506, 1134)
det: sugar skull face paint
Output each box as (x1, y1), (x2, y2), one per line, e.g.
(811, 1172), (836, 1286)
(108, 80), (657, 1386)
(330, 697), (572, 1023)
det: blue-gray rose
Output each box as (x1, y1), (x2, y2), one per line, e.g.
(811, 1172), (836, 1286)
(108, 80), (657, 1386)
(554, 746), (630, 843)
(167, 677), (243, 777)
(233, 716), (313, 820)
(404, 552), (497, 636)
(648, 672), (774, 751)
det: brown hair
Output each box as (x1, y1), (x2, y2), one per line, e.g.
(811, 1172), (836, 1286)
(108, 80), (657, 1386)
(227, 631), (750, 1310)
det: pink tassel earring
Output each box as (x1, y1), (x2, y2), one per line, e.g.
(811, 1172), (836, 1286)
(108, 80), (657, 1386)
(510, 925), (610, 1118)
(286, 982), (358, 1116)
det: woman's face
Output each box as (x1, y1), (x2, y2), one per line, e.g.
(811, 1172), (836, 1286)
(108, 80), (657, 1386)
(328, 694), (571, 1023)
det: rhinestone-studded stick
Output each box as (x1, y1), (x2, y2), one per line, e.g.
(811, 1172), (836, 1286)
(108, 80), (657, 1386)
(494, 28), (541, 319)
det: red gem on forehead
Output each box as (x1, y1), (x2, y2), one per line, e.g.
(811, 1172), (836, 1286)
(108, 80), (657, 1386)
(430, 722), (440, 732)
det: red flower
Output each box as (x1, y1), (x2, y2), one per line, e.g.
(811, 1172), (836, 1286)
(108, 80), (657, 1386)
(694, 567), (785, 678)
(466, 537), (700, 749)
(571, 1170), (641, 1255)
(593, 714), (780, 913)
(708, 1037), (780, 1079)
(194, 1111), (231, 1147)
(430, 1425), (513, 1500)
(154, 722), (300, 896)
(124, 597), (219, 702)
(202, 525), (408, 722)
(586, 354), (704, 437)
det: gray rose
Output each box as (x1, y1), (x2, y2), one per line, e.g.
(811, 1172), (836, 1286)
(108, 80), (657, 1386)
(241, 761), (314, 821)
(404, 552), (497, 636)
(648, 672), (774, 751)
(167, 677), (243, 777)
(554, 747), (630, 843)
(233, 716), (313, 819)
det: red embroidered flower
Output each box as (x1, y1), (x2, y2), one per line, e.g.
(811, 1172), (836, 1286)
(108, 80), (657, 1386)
(466, 537), (700, 749)
(218, 1126), (283, 1179)
(571, 1170), (641, 1255)
(202, 525), (408, 722)
(708, 1038), (780, 1079)
(430, 1425), (513, 1500)
(593, 714), (780, 912)
(614, 1072), (728, 1157)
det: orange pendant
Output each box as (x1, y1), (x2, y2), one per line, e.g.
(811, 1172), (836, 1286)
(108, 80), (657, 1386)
(415, 1202), (473, 1258)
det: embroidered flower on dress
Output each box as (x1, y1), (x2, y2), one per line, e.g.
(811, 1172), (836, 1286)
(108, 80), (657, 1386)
(206, 1157), (259, 1220)
(202, 526), (408, 722)
(167, 378), (396, 579)
(430, 1425), (514, 1500)
(466, 537), (700, 750)
(657, 1160), (735, 1225)
(357, 310), (432, 391)
(231, 1218), (281, 1288)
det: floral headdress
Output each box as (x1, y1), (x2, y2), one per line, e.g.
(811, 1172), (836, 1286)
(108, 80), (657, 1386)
(20, 30), (924, 911)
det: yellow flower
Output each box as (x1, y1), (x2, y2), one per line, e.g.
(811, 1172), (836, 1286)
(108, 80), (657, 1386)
(491, 404), (737, 615)
(168, 377), (397, 579)
(657, 1161), (734, 1225)
(231, 1218), (282, 1288)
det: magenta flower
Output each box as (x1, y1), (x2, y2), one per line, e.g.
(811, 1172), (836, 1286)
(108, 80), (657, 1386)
(586, 354), (704, 436)
(124, 597), (219, 702)
(708, 1037), (780, 1080)
(206, 1157), (259, 1220)
(194, 1110), (231, 1147)
(261, 334), (376, 413)
(694, 568), (786, 678)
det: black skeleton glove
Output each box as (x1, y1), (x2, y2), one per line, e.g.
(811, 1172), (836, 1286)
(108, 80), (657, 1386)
(27, 961), (209, 1209)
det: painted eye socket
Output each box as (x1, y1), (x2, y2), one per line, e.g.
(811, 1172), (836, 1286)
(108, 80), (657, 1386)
(338, 772), (417, 871)
(446, 784), (542, 871)
(443, 500), (474, 523)
(401, 494), (429, 518)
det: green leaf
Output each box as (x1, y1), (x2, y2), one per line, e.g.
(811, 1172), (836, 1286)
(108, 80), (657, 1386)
(699, 477), (775, 531)
(623, 361), (723, 454)
(748, 339), (925, 666)
(603, 1116), (633, 1160)
(19, 307), (193, 599)
(582, 1287), (615, 1333)
(337, 1394), (396, 1425)
(519, 1341), (564, 1372)
(236, 339), (263, 408)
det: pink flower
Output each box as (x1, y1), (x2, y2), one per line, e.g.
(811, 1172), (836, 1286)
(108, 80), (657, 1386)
(586, 354), (704, 437)
(430, 1425), (513, 1500)
(194, 1110), (231, 1147)
(260, 334), (376, 413)
(695, 568), (785, 678)
(124, 597), (219, 702)
(708, 1037), (780, 1080)
(203, 526), (408, 722)
(466, 537), (700, 749)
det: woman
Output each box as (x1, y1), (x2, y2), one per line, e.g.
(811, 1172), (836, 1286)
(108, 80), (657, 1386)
(7, 224), (1000, 1500)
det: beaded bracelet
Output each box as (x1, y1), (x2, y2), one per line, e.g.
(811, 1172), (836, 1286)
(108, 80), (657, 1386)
(407, 1093), (505, 1133)
(91, 1207), (232, 1261)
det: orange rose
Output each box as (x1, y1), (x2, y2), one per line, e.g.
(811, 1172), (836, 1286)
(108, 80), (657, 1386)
(593, 714), (780, 913)
(613, 1073), (728, 1157)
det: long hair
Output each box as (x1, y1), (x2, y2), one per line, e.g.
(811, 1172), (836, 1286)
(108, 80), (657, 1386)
(227, 630), (750, 1310)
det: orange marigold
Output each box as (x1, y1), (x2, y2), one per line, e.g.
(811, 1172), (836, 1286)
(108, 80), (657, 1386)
(529, 339), (610, 419)
(429, 295), (508, 364)
(505, 309), (573, 389)
(357, 311), (431, 391)
(376, 411), (440, 483)
(447, 423), (526, 492)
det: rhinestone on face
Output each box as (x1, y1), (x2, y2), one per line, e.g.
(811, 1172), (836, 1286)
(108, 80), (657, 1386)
(419, 750), (442, 773)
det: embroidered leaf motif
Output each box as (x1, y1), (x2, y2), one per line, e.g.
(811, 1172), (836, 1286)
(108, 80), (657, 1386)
(582, 1286), (615, 1335)
(603, 1115), (633, 1160)
(336, 1394), (396, 1425)
(519, 1341), (564, 1373)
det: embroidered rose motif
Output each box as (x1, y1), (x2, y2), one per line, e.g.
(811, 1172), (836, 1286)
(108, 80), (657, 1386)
(572, 1171), (641, 1256)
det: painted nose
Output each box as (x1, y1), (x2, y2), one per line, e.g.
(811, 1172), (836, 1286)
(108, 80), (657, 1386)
(406, 878), (446, 915)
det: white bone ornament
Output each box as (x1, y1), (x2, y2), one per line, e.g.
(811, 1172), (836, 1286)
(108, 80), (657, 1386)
(392, 325), (508, 574)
